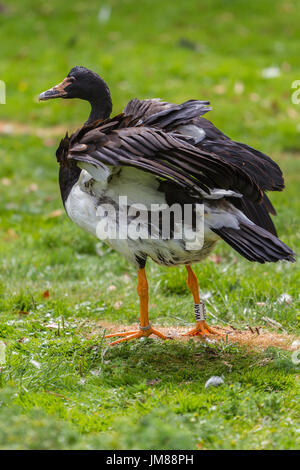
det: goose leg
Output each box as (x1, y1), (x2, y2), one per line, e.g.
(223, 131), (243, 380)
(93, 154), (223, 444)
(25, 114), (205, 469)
(182, 265), (220, 337)
(105, 268), (168, 346)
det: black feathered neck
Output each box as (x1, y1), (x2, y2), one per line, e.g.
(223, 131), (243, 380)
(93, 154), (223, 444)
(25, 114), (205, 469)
(67, 66), (113, 124)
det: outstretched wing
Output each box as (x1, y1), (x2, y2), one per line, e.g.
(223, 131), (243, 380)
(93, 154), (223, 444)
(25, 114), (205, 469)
(122, 99), (283, 235)
(124, 98), (211, 130)
(124, 102), (284, 194)
(189, 117), (283, 235)
(194, 118), (284, 192)
(61, 115), (263, 203)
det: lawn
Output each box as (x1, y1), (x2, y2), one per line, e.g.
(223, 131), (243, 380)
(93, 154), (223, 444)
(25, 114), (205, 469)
(0, 0), (299, 450)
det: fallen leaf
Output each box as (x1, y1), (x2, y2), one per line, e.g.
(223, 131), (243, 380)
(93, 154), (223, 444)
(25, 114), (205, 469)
(281, 61), (291, 72)
(123, 273), (131, 284)
(250, 92), (260, 102)
(291, 340), (300, 350)
(47, 209), (63, 218)
(261, 66), (281, 79)
(44, 196), (54, 203)
(209, 254), (222, 264)
(205, 376), (224, 389)
(222, 360), (233, 369)
(146, 379), (161, 386)
(42, 290), (50, 299)
(43, 139), (56, 147)
(234, 81), (244, 95)
(287, 107), (298, 119)
(114, 301), (123, 310)
(30, 359), (41, 369)
(27, 183), (38, 192)
(45, 322), (59, 329)
(4, 229), (18, 241)
(215, 84), (226, 95)
(0, 122), (14, 134)
(277, 293), (292, 304)
(98, 5), (111, 24)
(1, 177), (11, 186)
(18, 310), (29, 315)
(18, 337), (30, 343)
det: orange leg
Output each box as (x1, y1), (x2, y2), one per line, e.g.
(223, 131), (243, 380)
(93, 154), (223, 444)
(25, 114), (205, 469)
(182, 265), (220, 336)
(105, 268), (168, 346)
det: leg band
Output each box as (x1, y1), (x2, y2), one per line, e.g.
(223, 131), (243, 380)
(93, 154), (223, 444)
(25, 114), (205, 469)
(194, 301), (206, 322)
(139, 323), (151, 331)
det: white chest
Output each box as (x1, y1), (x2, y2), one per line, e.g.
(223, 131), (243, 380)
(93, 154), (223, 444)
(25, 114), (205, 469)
(65, 182), (99, 236)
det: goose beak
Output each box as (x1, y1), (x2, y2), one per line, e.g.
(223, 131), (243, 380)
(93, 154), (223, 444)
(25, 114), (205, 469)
(39, 77), (72, 101)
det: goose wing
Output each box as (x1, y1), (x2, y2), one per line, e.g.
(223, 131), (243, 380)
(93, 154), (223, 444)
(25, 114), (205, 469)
(190, 117), (282, 235)
(124, 99), (284, 193)
(58, 114), (263, 203)
(123, 98), (282, 235)
(124, 98), (211, 129)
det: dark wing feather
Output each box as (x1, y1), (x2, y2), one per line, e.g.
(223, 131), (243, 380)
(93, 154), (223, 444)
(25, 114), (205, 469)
(64, 117), (263, 203)
(212, 222), (294, 263)
(122, 99), (285, 237)
(141, 100), (211, 130)
(199, 138), (284, 192)
(124, 101), (284, 193)
(124, 98), (211, 129)
(190, 118), (283, 192)
(186, 117), (282, 233)
(228, 193), (277, 236)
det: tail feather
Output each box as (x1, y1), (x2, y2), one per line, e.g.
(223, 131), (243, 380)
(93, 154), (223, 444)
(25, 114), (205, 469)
(230, 194), (278, 236)
(212, 222), (295, 264)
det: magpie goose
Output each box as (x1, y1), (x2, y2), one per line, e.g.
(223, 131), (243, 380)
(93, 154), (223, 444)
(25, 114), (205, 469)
(39, 66), (294, 344)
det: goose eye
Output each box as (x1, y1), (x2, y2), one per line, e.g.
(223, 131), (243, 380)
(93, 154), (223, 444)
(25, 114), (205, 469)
(69, 76), (76, 82)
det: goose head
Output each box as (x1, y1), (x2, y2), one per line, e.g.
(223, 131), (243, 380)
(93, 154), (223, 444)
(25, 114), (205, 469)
(39, 66), (112, 122)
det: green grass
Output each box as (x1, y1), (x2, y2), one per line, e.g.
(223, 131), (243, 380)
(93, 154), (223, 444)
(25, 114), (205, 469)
(0, 0), (299, 450)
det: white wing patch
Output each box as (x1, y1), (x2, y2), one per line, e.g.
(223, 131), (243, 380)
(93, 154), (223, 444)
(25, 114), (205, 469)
(204, 189), (243, 199)
(175, 124), (206, 143)
(106, 167), (165, 207)
(78, 162), (111, 188)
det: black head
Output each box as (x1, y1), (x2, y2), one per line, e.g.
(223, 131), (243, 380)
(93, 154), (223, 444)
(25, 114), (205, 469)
(39, 66), (112, 121)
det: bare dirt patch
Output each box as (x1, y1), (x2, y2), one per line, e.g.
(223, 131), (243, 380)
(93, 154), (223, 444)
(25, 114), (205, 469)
(96, 321), (299, 351)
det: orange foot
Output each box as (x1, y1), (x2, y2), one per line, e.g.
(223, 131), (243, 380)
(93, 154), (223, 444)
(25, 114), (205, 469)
(182, 320), (221, 337)
(105, 324), (168, 346)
